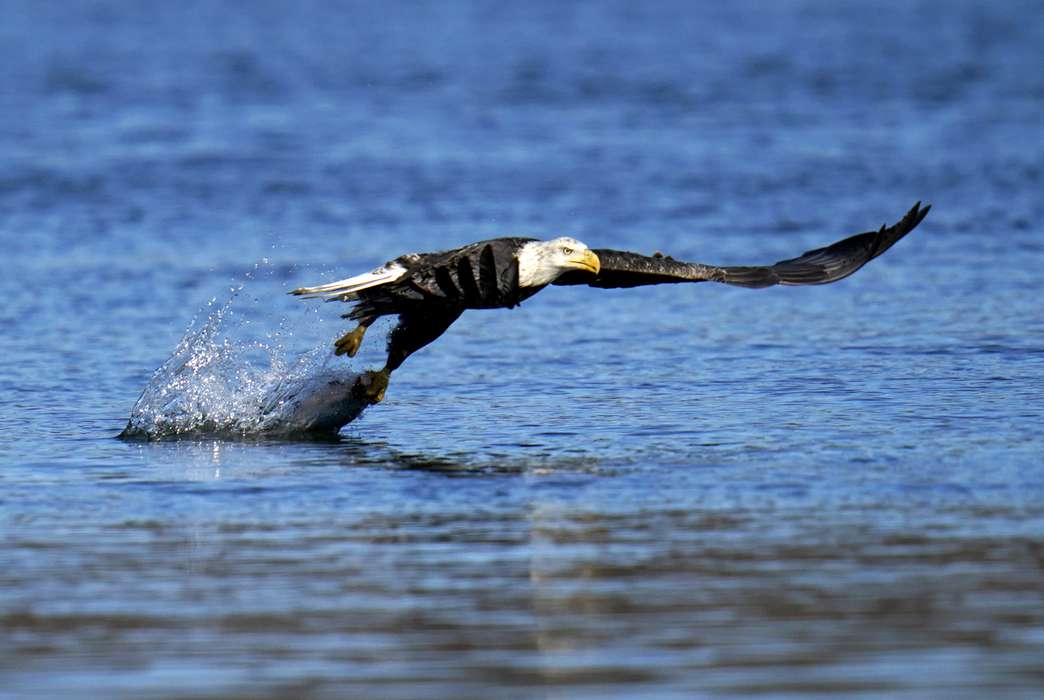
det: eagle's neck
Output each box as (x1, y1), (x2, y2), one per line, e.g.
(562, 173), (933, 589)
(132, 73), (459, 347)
(517, 241), (561, 288)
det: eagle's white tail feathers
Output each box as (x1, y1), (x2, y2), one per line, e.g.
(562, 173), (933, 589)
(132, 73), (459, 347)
(291, 262), (407, 301)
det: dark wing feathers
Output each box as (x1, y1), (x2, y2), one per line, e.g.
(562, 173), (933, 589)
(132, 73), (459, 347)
(755, 201), (930, 286)
(554, 202), (929, 290)
(555, 249), (725, 288)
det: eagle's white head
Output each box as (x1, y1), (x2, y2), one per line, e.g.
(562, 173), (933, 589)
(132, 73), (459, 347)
(517, 237), (601, 287)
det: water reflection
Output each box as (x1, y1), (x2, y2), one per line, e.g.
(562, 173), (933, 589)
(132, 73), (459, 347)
(123, 432), (612, 480)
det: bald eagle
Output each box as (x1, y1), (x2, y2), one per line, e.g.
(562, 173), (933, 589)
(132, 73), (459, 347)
(292, 202), (929, 403)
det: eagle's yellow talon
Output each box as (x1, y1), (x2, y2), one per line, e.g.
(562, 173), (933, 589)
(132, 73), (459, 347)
(354, 370), (389, 404)
(334, 325), (367, 357)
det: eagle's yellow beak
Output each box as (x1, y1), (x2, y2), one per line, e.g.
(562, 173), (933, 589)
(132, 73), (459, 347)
(569, 249), (601, 275)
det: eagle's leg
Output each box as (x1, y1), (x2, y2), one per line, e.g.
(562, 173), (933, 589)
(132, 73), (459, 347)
(354, 309), (463, 405)
(384, 309), (464, 373)
(334, 320), (371, 358)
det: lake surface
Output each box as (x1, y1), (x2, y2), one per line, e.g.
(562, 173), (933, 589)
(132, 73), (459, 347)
(2, 1), (1044, 697)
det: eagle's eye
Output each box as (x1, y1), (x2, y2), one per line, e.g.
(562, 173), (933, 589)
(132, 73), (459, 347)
(562, 247), (574, 255)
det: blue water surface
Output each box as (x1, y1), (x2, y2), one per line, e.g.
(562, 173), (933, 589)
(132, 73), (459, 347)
(2, 1), (1044, 698)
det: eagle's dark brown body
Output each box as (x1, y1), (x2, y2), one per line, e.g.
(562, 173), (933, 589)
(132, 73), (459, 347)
(350, 237), (543, 321)
(344, 238), (548, 373)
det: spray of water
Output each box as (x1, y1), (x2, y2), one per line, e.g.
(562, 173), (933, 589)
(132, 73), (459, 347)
(119, 263), (370, 439)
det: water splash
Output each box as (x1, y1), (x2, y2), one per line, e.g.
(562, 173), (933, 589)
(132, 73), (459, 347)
(120, 266), (370, 439)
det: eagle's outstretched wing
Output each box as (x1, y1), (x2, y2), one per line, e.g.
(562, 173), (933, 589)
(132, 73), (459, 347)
(553, 202), (930, 289)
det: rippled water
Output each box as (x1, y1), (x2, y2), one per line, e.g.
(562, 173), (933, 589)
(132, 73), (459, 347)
(3, 1), (1044, 698)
